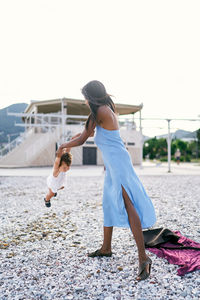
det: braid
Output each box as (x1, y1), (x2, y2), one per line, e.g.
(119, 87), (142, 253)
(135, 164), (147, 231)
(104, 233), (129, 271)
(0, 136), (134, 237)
(82, 80), (116, 130)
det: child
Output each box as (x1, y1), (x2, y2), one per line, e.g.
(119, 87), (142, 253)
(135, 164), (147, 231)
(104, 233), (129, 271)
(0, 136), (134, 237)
(44, 147), (72, 207)
(44, 133), (82, 207)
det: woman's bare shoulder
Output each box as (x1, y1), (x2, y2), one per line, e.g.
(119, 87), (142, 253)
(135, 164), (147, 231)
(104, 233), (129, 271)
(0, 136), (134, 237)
(96, 106), (109, 124)
(97, 105), (112, 117)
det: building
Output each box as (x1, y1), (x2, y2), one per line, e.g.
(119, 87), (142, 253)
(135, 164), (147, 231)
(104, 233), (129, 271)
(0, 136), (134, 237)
(0, 98), (143, 167)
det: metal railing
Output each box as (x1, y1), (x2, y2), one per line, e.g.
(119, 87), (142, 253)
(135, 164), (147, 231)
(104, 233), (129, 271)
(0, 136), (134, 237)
(0, 124), (83, 159)
(0, 132), (27, 157)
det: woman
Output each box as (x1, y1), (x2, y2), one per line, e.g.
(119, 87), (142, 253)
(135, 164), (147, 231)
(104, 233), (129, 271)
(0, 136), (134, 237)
(58, 80), (156, 281)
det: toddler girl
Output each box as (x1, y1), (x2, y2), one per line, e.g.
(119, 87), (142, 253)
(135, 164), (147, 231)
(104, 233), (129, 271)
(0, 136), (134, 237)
(44, 133), (82, 207)
(44, 147), (72, 207)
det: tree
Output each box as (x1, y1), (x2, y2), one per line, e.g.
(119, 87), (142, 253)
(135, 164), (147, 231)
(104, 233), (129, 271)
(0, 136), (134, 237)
(196, 128), (200, 158)
(143, 137), (198, 162)
(172, 140), (187, 155)
(143, 137), (167, 159)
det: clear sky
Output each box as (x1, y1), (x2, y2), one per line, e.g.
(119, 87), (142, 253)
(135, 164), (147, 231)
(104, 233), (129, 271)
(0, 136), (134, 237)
(0, 0), (200, 136)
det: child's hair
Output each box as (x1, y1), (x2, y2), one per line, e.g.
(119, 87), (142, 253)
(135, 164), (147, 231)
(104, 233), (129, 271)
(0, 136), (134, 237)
(59, 152), (72, 167)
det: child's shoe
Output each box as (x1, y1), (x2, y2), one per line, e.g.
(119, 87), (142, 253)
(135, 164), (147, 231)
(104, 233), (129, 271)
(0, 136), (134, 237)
(44, 198), (51, 207)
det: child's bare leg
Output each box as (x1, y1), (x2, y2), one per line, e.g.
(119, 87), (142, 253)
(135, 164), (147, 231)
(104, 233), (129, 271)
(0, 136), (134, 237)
(45, 188), (55, 201)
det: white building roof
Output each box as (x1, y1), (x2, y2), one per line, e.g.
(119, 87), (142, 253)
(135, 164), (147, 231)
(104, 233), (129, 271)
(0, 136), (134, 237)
(25, 97), (143, 118)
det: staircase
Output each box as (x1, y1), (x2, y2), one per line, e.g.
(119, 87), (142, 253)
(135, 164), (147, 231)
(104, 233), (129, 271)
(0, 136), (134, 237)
(0, 129), (60, 167)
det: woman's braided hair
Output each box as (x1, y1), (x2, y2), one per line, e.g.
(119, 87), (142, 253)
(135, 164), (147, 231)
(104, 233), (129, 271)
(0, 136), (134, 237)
(81, 80), (116, 129)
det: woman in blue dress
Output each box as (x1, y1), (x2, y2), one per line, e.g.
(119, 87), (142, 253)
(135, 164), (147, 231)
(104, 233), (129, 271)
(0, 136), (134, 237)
(58, 80), (156, 281)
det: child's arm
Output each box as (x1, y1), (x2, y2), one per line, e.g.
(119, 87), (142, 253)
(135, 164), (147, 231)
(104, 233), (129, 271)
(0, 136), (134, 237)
(53, 147), (63, 177)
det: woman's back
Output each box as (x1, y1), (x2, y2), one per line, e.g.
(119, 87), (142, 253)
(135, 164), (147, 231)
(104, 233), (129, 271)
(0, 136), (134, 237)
(96, 105), (119, 131)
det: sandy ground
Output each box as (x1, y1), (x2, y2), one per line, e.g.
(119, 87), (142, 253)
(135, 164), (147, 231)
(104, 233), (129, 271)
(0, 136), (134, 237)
(0, 163), (200, 299)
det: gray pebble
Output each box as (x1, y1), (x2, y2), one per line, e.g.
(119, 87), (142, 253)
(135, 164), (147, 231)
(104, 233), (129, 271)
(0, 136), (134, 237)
(0, 175), (199, 300)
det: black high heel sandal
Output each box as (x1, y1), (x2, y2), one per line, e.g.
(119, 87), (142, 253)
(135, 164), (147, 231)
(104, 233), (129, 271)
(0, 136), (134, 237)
(137, 257), (152, 281)
(44, 198), (51, 208)
(88, 249), (112, 257)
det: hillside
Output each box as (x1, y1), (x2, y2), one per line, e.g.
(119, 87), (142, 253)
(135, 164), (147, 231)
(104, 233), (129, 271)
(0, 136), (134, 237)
(156, 129), (197, 140)
(0, 103), (28, 143)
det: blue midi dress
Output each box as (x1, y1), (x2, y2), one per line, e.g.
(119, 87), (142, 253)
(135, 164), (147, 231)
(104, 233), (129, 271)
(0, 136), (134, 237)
(94, 125), (156, 228)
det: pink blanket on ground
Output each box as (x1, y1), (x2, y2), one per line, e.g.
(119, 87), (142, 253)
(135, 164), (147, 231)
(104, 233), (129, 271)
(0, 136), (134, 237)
(147, 231), (200, 276)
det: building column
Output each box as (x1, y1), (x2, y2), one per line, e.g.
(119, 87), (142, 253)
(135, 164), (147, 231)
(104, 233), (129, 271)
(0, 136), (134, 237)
(61, 98), (67, 143)
(48, 115), (51, 132)
(33, 107), (38, 133)
(139, 109), (143, 167)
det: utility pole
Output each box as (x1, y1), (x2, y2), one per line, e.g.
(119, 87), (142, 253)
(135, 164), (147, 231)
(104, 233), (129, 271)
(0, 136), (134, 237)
(139, 109), (143, 168)
(132, 116), (200, 173)
(61, 98), (65, 143)
(166, 119), (171, 173)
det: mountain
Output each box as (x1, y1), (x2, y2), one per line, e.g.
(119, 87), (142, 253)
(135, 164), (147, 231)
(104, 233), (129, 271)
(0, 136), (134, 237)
(181, 130), (197, 139)
(145, 129), (198, 141)
(166, 129), (196, 140)
(170, 129), (197, 140)
(0, 103), (28, 144)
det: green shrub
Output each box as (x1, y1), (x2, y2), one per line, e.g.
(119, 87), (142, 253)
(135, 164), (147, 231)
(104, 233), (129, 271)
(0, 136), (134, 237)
(160, 157), (168, 162)
(185, 155), (191, 162)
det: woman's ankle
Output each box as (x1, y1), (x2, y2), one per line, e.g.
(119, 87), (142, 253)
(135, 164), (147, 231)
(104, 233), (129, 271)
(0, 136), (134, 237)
(100, 246), (112, 253)
(138, 253), (148, 263)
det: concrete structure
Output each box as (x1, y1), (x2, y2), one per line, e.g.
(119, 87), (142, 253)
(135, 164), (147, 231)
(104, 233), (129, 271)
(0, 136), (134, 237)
(0, 98), (143, 167)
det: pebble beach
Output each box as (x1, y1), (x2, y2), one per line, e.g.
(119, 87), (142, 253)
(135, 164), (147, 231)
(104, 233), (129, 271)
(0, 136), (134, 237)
(0, 164), (200, 300)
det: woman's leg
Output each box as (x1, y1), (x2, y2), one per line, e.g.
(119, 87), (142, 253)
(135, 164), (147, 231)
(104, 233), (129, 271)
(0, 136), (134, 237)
(100, 226), (113, 253)
(88, 226), (113, 257)
(122, 186), (151, 280)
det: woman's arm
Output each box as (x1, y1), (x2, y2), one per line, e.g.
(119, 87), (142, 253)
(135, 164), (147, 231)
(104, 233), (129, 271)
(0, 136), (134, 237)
(58, 119), (96, 150)
(63, 133), (82, 153)
(71, 133), (82, 139)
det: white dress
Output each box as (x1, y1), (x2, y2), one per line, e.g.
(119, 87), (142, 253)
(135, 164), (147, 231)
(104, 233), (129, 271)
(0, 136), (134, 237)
(47, 171), (67, 193)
